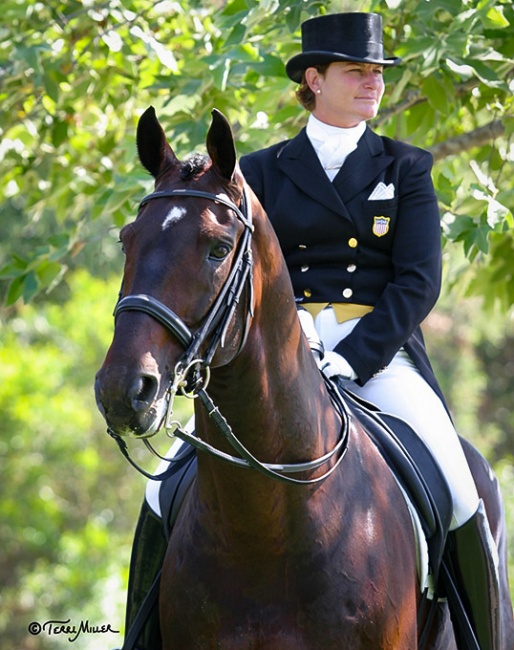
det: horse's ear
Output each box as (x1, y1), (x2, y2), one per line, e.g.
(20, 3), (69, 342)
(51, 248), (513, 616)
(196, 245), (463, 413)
(206, 109), (237, 182)
(136, 106), (177, 178)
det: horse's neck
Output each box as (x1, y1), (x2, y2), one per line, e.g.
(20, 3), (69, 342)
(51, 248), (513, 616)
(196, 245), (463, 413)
(196, 239), (341, 474)
(210, 237), (335, 439)
(190, 213), (342, 540)
(193, 309), (341, 545)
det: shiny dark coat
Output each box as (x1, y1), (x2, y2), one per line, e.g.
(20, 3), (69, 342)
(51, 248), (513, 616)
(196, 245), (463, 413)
(240, 126), (444, 400)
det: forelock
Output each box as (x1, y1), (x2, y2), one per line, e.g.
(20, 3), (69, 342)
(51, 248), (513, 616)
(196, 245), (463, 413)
(180, 153), (210, 180)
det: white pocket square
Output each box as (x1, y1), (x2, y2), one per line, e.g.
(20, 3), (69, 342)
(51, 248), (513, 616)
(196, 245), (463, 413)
(368, 182), (395, 200)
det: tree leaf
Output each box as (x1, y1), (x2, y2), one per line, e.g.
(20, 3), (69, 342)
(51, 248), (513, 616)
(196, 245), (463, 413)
(481, 5), (510, 29)
(422, 75), (450, 115)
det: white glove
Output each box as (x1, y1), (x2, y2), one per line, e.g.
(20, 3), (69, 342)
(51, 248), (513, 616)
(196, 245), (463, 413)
(318, 350), (357, 381)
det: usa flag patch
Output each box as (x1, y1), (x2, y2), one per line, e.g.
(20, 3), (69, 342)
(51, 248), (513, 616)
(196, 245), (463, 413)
(372, 216), (390, 237)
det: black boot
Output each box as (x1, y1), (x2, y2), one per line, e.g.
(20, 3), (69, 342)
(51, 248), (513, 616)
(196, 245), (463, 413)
(121, 440), (197, 650)
(446, 500), (501, 650)
(123, 500), (167, 650)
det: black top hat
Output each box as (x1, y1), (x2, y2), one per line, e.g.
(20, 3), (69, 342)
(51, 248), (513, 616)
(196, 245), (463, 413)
(286, 12), (402, 83)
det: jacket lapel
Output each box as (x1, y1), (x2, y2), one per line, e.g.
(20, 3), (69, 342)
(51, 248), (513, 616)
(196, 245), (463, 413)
(332, 127), (394, 203)
(277, 127), (395, 218)
(276, 129), (351, 219)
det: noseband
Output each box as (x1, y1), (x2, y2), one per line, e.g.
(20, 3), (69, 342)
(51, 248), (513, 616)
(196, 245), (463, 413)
(108, 185), (349, 485)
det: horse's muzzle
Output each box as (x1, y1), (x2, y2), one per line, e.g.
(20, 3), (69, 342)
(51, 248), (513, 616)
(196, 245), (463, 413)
(94, 368), (167, 438)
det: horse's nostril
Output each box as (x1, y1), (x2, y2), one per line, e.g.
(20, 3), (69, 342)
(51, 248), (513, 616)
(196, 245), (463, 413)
(129, 375), (159, 412)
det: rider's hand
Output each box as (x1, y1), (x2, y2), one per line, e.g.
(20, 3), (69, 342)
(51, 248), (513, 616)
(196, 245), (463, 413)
(318, 351), (357, 381)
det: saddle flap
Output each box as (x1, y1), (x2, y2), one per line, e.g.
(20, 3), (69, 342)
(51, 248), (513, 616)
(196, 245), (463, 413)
(342, 387), (453, 580)
(158, 442), (197, 539)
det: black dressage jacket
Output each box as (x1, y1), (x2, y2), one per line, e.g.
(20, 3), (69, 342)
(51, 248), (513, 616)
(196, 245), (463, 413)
(240, 126), (446, 403)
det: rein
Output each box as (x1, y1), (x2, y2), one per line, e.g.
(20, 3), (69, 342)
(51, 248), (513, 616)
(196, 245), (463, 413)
(108, 186), (349, 485)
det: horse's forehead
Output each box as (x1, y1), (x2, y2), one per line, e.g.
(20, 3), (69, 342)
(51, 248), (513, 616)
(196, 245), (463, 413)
(162, 205), (188, 231)
(157, 191), (234, 232)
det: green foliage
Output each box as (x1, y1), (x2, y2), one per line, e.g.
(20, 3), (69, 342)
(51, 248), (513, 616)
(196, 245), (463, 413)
(0, 0), (513, 309)
(0, 270), (192, 648)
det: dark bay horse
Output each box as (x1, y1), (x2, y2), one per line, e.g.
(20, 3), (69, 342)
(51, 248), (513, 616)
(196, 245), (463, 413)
(95, 107), (513, 649)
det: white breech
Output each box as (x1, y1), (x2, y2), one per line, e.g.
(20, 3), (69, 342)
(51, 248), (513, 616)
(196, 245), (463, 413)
(313, 307), (480, 530)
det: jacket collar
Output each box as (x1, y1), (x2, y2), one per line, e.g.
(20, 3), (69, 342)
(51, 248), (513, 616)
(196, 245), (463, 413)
(277, 127), (394, 217)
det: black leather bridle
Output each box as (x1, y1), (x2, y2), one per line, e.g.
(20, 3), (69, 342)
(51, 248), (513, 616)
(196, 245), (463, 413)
(108, 185), (349, 485)
(115, 187), (255, 370)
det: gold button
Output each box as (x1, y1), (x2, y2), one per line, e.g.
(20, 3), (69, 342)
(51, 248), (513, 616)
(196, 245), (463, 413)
(373, 366), (388, 377)
(348, 238), (358, 248)
(301, 265), (309, 272)
(347, 263), (357, 273)
(299, 244), (307, 249)
(342, 288), (353, 299)
(303, 288), (312, 298)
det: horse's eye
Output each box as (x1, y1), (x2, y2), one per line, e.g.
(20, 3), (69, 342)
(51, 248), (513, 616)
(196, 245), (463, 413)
(209, 242), (231, 261)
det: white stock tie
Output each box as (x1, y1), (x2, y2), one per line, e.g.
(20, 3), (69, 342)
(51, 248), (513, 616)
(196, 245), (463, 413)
(307, 115), (366, 181)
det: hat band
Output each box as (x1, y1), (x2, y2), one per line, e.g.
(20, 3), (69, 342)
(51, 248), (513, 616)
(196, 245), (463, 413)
(303, 42), (385, 61)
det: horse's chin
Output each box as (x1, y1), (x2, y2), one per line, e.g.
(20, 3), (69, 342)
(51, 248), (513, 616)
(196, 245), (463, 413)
(106, 397), (168, 439)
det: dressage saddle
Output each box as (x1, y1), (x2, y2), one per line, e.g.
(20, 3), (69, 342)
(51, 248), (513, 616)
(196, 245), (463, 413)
(339, 385), (453, 580)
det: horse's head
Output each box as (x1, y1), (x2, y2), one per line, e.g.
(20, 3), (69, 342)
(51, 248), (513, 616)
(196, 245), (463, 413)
(95, 107), (256, 437)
